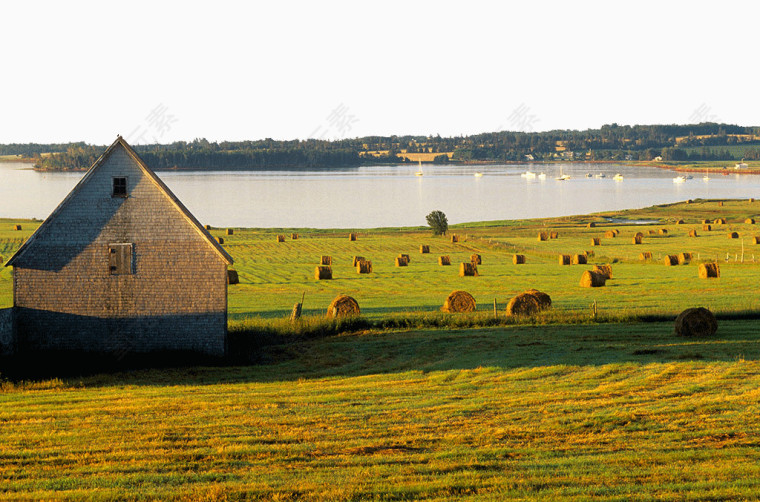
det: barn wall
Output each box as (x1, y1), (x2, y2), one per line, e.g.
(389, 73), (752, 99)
(0, 308), (14, 356)
(12, 145), (229, 357)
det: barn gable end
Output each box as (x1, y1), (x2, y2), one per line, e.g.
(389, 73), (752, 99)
(5, 137), (232, 357)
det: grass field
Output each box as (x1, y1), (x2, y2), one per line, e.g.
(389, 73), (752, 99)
(3, 200), (760, 499)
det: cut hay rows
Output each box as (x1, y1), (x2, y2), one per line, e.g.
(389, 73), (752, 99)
(677, 252), (692, 264)
(558, 254), (571, 265)
(639, 252), (652, 261)
(592, 264), (612, 279)
(580, 270), (606, 287)
(420, 245), (430, 254)
(226, 269), (239, 285)
(675, 307), (717, 336)
(470, 253), (481, 265)
(590, 238), (601, 246)
(314, 265), (332, 280)
(441, 290), (476, 313)
(352, 256), (365, 267)
(698, 263), (720, 279)
(438, 255), (451, 266)
(572, 254), (587, 265)
(459, 262), (478, 277)
(326, 295), (360, 318)
(513, 254), (526, 265)
(356, 260), (373, 274)
(320, 256), (332, 266)
(663, 255), (678, 266)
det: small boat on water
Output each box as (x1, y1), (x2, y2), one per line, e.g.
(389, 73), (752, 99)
(585, 173), (593, 178)
(703, 169), (711, 181)
(521, 171), (537, 178)
(613, 173), (624, 181)
(594, 173), (606, 178)
(538, 172), (546, 180)
(474, 172), (483, 177)
(673, 175), (687, 183)
(414, 160), (423, 176)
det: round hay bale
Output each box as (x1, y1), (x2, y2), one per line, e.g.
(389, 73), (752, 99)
(226, 269), (239, 285)
(558, 254), (571, 265)
(276, 235), (285, 242)
(580, 270), (606, 287)
(352, 256), (365, 267)
(718, 201), (724, 207)
(729, 232), (739, 239)
(395, 256), (409, 267)
(525, 289), (552, 310)
(356, 260), (373, 274)
(537, 232), (548, 242)
(438, 255), (451, 266)
(204, 224), (212, 230)
(746, 218), (756, 224)
(593, 264), (612, 279)
(420, 245), (430, 254)
(451, 234), (459, 243)
(348, 233), (357, 241)
(675, 307), (717, 337)
(703, 224), (712, 231)
(470, 253), (482, 265)
(648, 230), (656, 235)
(315, 265), (332, 280)
(216, 237), (225, 244)
(632, 235), (643, 244)
(550, 231), (559, 239)
(587, 222), (596, 228)
(702, 219), (710, 224)
(689, 230), (698, 237)
(459, 262), (478, 276)
(604, 230), (616, 238)
(327, 295), (360, 318)
(754, 237), (760, 245)
(675, 219), (685, 224)
(659, 228), (668, 235)
(698, 262), (720, 278)
(639, 252), (652, 261)
(398, 253), (410, 263)
(590, 237), (601, 246)
(226, 228), (234, 235)
(677, 252), (692, 264)
(442, 290), (476, 313)
(714, 218), (725, 225)
(320, 255), (332, 266)
(506, 293), (541, 316)
(750, 198), (755, 203)
(686, 199), (692, 204)
(663, 255), (678, 266)
(572, 254), (587, 265)
(513, 254), (526, 265)
(291, 233), (299, 240)
(634, 232), (644, 239)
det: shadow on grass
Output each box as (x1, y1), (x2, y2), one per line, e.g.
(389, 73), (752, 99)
(3, 313), (760, 385)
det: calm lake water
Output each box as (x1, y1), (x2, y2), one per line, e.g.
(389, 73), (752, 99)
(1, 162), (759, 228)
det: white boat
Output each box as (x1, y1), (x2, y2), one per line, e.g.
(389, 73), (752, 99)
(414, 160), (423, 176)
(613, 173), (624, 181)
(595, 173), (606, 178)
(673, 175), (687, 183)
(474, 172), (483, 178)
(556, 174), (570, 181)
(521, 171), (537, 178)
(703, 169), (711, 182)
(538, 172), (546, 180)
(585, 173), (593, 178)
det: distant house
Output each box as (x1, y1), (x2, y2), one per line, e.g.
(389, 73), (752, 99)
(4, 137), (233, 357)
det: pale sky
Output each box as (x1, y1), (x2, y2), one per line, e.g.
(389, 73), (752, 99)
(1, 0), (757, 145)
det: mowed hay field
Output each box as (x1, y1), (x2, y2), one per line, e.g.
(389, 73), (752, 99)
(3, 322), (760, 499)
(3, 198), (760, 319)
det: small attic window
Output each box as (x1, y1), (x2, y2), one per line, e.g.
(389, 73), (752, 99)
(112, 177), (127, 197)
(109, 243), (134, 275)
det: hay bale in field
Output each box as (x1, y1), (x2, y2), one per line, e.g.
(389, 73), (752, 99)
(675, 307), (717, 337)
(442, 290), (476, 313)
(754, 237), (760, 245)
(320, 255), (332, 265)
(327, 295), (360, 318)
(513, 254), (526, 264)
(506, 293), (541, 316)
(678, 252), (692, 264)
(13, 224), (22, 231)
(632, 235), (643, 244)
(315, 265), (332, 280)
(593, 264), (613, 279)
(648, 230), (656, 235)
(590, 237), (601, 246)
(438, 255), (451, 266)
(420, 245), (430, 254)
(226, 269), (239, 285)
(395, 256), (409, 267)
(572, 254), (587, 265)
(204, 224), (212, 230)
(348, 233), (357, 241)
(689, 230), (698, 237)
(399, 253), (410, 262)
(686, 199), (692, 204)
(729, 232), (739, 239)
(676, 219), (685, 224)
(537, 232), (548, 242)
(471, 253), (482, 265)
(558, 254), (571, 265)
(451, 234), (459, 243)
(216, 237), (225, 244)
(525, 289), (552, 310)
(550, 231), (559, 239)
(751, 198), (755, 203)
(639, 251), (652, 261)
(698, 262), (720, 279)
(587, 222), (596, 228)
(276, 235), (285, 242)
(580, 270), (606, 287)
(352, 256), (365, 267)
(659, 228), (668, 235)
(459, 262), (478, 277)
(357, 260), (373, 274)
(703, 224), (712, 231)
(702, 219), (710, 224)
(746, 219), (756, 224)
(714, 218), (726, 225)
(226, 228), (234, 235)
(291, 233), (299, 240)
(718, 201), (724, 207)
(604, 230), (616, 238)
(663, 255), (678, 266)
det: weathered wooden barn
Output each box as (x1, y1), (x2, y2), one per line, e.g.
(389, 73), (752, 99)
(4, 136), (233, 357)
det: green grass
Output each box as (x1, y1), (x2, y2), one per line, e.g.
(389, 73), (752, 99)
(3, 320), (760, 500)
